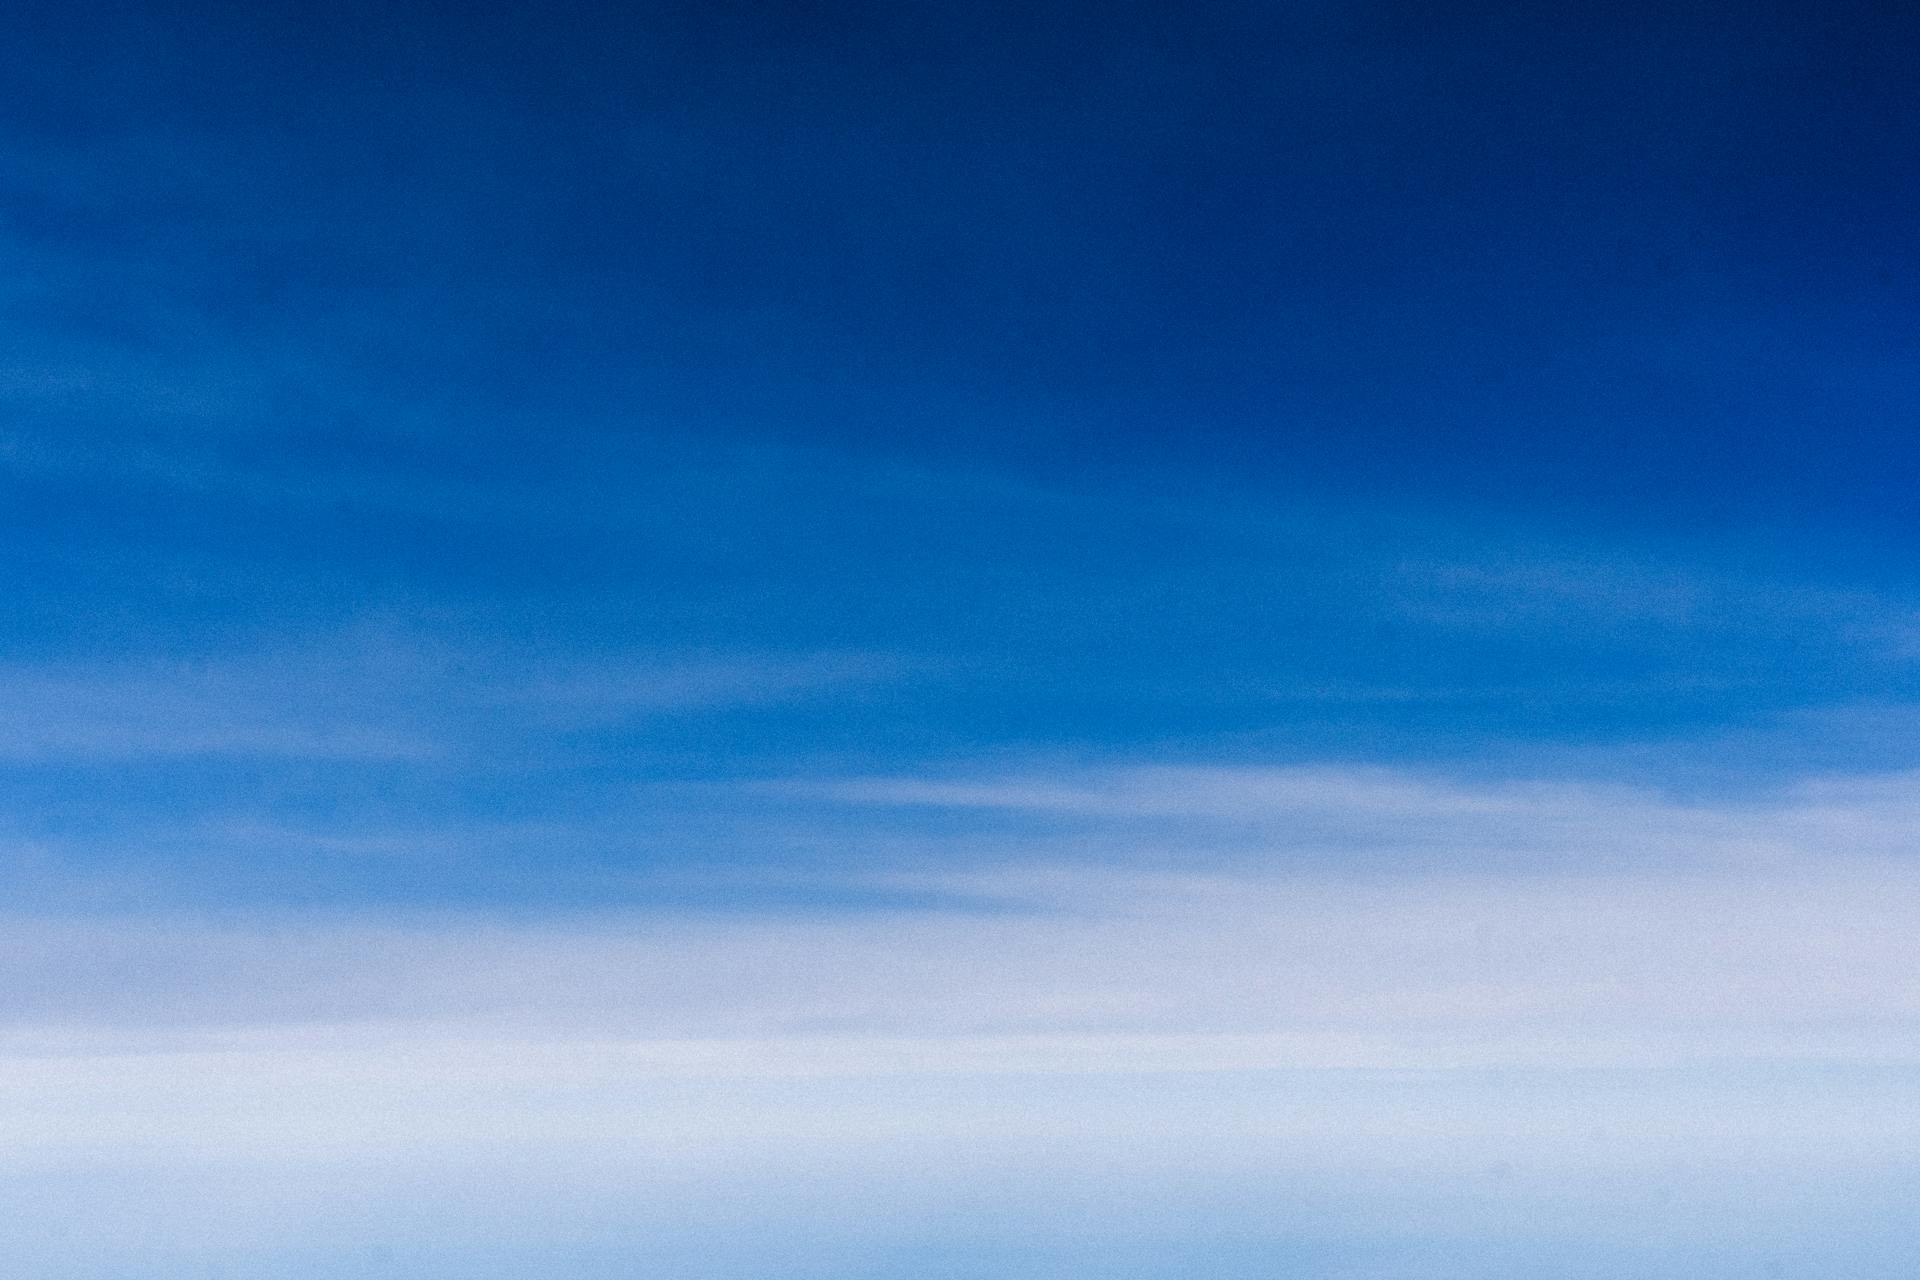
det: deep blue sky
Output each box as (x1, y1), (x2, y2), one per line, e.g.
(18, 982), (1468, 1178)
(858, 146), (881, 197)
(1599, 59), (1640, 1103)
(7, 0), (1920, 912)
(10, 0), (1918, 529)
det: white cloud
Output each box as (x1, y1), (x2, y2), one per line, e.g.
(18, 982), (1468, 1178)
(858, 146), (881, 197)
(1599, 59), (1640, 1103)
(5, 760), (1919, 1274)
(7, 777), (1920, 1054)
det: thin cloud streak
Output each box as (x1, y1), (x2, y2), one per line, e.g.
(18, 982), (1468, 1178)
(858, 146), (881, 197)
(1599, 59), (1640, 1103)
(0, 641), (908, 763)
(795, 761), (1920, 867)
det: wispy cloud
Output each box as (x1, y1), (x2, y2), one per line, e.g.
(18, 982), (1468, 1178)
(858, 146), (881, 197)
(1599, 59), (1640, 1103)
(9, 759), (1920, 1049)
(0, 638), (910, 764)
(788, 760), (1920, 869)
(496, 650), (913, 721)
(0, 658), (436, 762)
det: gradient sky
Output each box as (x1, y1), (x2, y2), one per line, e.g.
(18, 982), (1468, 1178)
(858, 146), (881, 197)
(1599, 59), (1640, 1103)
(5, 1), (1920, 1276)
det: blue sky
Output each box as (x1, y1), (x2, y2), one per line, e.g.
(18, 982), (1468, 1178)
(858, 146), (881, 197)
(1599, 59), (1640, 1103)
(5, 0), (1920, 1275)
